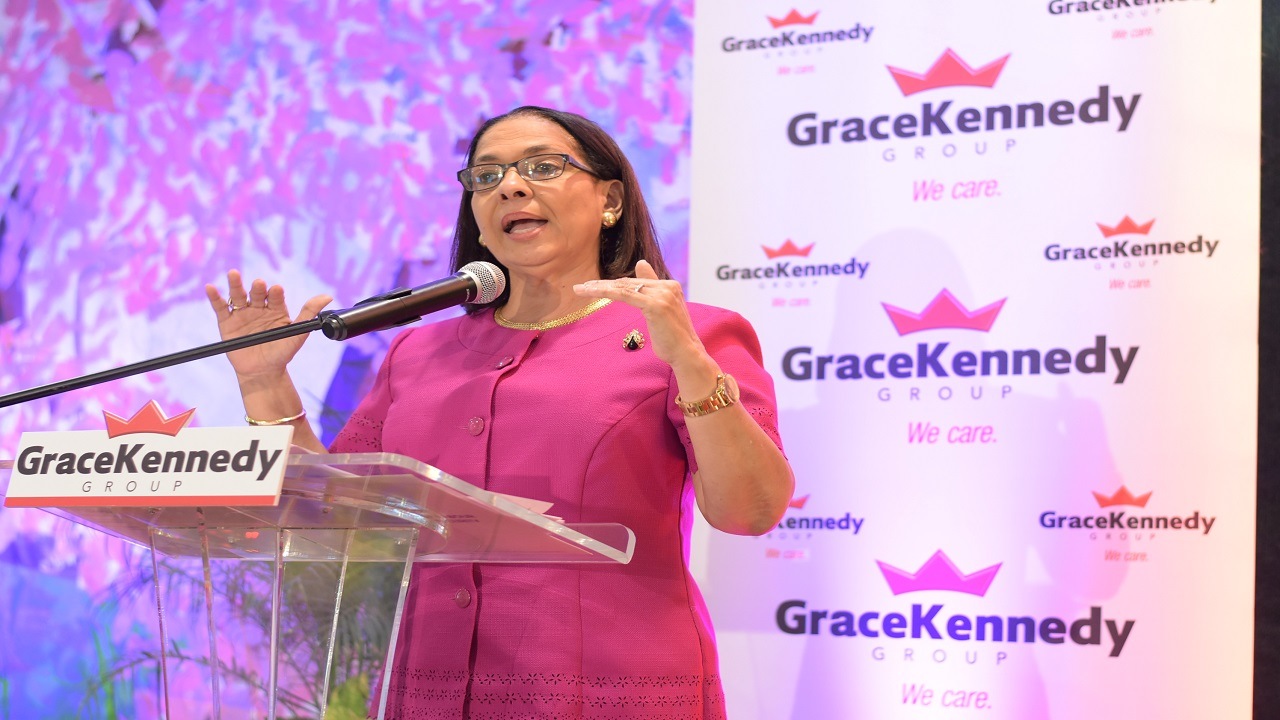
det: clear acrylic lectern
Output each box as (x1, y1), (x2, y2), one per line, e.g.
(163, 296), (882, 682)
(0, 452), (634, 719)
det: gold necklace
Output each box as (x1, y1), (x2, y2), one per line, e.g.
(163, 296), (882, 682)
(494, 298), (613, 331)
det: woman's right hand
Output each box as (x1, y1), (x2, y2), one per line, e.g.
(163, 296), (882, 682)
(204, 270), (333, 378)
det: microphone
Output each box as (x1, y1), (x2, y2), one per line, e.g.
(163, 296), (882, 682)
(318, 261), (506, 340)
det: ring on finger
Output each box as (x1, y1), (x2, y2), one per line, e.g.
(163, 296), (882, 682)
(629, 283), (644, 294)
(227, 300), (249, 312)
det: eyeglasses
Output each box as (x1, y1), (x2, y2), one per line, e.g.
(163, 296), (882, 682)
(457, 153), (595, 192)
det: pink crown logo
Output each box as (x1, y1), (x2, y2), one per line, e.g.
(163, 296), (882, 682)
(877, 550), (1002, 597)
(768, 9), (819, 28)
(763, 239), (815, 259)
(104, 400), (196, 439)
(1092, 485), (1152, 508)
(886, 49), (1010, 97)
(881, 289), (1006, 336)
(1096, 216), (1155, 238)
(788, 494), (810, 509)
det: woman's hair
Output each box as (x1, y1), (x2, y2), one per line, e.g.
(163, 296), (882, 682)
(449, 106), (670, 312)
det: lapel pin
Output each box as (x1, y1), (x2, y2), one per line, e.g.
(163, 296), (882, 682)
(623, 329), (645, 351)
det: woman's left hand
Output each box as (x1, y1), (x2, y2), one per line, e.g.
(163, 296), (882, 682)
(572, 259), (710, 373)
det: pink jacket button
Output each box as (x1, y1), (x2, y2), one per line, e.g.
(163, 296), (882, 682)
(468, 417), (485, 435)
(495, 355), (514, 369)
(453, 588), (472, 608)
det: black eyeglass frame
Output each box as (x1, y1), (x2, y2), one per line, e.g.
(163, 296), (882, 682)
(456, 153), (597, 192)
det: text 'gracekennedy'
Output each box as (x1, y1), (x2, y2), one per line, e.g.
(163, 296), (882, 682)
(16, 440), (284, 484)
(782, 336), (1139, 385)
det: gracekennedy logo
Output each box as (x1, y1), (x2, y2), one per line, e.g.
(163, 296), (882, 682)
(787, 49), (1141, 146)
(766, 239), (813, 259)
(15, 403), (282, 481)
(720, 9), (874, 53)
(882, 288), (1003, 335)
(1098, 215), (1154, 237)
(887, 49), (1009, 96)
(106, 400), (196, 437)
(877, 550), (1000, 596)
(716, 240), (870, 282)
(771, 9), (818, 28)
(776, 550), (1137, 656)
(1040, 486), (1217, 535)
(1045, 215), (1220, 264)
(780, 289), (1140, 383)
(6, 402), (292, 508)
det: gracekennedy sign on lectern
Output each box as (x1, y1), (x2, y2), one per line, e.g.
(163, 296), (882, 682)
(4, 401), (292, 507)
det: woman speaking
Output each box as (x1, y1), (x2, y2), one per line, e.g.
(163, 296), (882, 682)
(206, 106), (794, 719)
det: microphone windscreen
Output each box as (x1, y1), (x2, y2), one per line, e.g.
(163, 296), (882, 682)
(460, 261), (506, 303)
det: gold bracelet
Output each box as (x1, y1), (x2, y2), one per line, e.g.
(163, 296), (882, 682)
(675, 372), (740, 418)
(245, 409), (307, 426)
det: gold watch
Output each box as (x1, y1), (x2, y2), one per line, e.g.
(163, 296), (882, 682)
(675, 372), (740, 417)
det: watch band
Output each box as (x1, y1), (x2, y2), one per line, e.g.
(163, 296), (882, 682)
(675, 372), (740, 417)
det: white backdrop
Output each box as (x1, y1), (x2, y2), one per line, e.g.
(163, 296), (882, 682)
(689, 2), (1259, 718)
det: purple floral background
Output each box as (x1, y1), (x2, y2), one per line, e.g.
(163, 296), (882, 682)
(0, 0), (693, 715)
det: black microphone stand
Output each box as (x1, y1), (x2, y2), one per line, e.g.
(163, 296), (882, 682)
(0, 318), (325, 409)
(0, 266), (491, 409)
